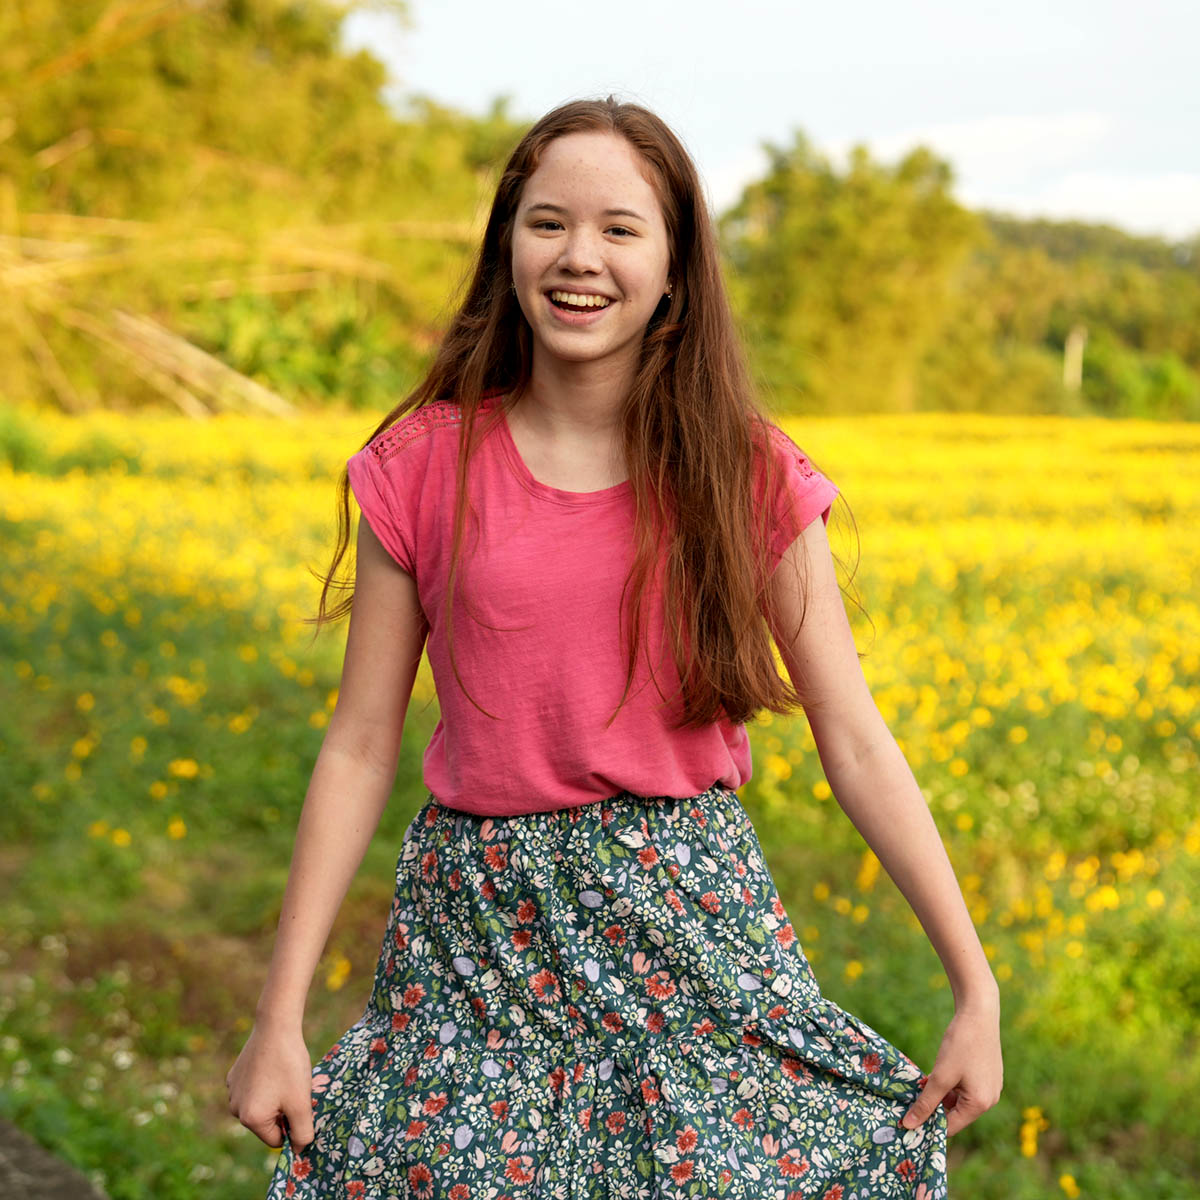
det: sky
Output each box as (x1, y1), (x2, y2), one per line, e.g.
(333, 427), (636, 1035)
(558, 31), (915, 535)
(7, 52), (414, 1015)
(341, 0), (1200, 242)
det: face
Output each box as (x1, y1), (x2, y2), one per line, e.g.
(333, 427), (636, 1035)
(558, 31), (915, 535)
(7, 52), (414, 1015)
(510, 131), (673, 378)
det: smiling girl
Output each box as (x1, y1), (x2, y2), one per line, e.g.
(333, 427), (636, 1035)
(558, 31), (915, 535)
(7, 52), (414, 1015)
(228, 97), (1001, 1199)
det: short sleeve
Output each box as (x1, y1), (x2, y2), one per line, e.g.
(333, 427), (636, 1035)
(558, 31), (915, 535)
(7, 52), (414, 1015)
(763, 424), (839, 571)
(346, 440), (418, 577)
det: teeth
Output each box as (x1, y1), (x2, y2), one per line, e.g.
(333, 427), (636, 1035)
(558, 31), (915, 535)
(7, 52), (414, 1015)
(549, 291), (611, 308)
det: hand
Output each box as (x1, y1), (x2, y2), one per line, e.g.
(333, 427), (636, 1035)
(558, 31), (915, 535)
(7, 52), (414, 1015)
(901, 997), (1003, 1137)
(225, 1022), (316, 1153)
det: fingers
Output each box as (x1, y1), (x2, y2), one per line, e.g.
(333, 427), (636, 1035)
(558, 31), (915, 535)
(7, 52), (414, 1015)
(900, 1071), (953, 1131)
(285, 1104), (316, 1153)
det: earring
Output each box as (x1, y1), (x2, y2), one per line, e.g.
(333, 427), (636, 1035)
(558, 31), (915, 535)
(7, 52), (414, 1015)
(665, 282), (673, 298)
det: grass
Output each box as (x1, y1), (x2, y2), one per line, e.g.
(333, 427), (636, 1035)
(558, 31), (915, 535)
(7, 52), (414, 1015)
(1, 405), (1198, 1198)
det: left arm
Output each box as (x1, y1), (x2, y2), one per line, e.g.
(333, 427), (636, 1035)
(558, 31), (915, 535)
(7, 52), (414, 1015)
(765, 514), (1002, 1132)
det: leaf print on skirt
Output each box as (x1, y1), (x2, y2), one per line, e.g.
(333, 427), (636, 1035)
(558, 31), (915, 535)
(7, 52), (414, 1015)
(265, 782), (949, 1200)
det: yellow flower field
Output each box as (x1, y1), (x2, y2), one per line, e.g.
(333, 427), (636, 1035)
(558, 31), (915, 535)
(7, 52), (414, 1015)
(2, 407), (1199, 1199)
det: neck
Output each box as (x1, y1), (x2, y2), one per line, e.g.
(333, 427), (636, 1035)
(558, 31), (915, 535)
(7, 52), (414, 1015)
(519, 346), (639, 433)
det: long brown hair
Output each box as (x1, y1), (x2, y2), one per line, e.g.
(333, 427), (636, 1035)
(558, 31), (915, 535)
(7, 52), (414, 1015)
(308, 97), (858, 728)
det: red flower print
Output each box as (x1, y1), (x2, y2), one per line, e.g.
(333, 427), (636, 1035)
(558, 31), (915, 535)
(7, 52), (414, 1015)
(821, 1187), (845, 1200)
(638, 846), (659, 868)
(291, 1158), (311, 1179)
(549, 1066), (566, 1095)
(580, 1105), (592, 1130)
(407, 1163), (433, 1198)
(689, 806), (706, 826)
(512, 930), (532, 950)
(601, 1012), (623, 1033)
(665, 890), (684, 914)
(641, 1076), (661, 1104)
(504, 1156), (535, 1184)
(449, 1187), (470, 1200)
(778, 1150), (811, 1177)
(573, 1062), (586, 1082)
(517, 898), (537, 922)
(863, 1052), (882, 1074)
(646, 1011), (665, 1033)
(405, 1064), (419, 1086)
(481, 879), (496, 901)
(736, 861), (747, 878)
(676, 1127), (698, 1153)
(347, 1182), (366, 1197)
(699, 892), (720, 914)
(772, 896), (787, 919)
(692, 1018), (715, 1036)
(423, 1092), (449, 1116)
(405, 1119), (427, 1140)
(782, 1056), (812, 1083)
(490, 1099), (509, 1121)
(743, 1030), (763, 1047)
(670, 1159), (695, 1183)
(768, 1003), (788, 1020)
(896, 1159), (917, 1181)
(484, 844), (508, 871)
(733, 1107), (754, 1128)
(420, 850), (438, 880)
(285, 1180), (295, 1197)
(394, 925), (410, 951)
(602, 924), (626, 946)
(403, 983), (426, 1007)
(605, 1111), (627, 1134)
(448, 868), (462, 891)
(530, 969), (561, 1003)
(776, 923), (796, 949)
(645, 972), (676, 1000)
(394, 1012), (411, 1032)
(742, 885), (754, 904)
(667, 862), (680, 878)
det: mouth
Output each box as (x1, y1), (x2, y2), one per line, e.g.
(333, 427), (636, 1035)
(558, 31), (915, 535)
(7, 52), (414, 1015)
(542, 289), (614, 327)
(546, 289), (613, 313)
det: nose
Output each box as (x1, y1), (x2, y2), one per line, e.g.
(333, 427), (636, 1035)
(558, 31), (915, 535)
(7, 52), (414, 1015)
(556, 226), (603, 275)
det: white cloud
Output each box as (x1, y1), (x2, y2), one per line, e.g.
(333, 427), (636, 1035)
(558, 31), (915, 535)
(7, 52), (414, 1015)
(963, 171), (1200, 240)
(823, 112), (1116, 186)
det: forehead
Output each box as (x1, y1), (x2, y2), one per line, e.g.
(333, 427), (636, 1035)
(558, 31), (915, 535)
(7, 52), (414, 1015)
(521, 132), (664, 218)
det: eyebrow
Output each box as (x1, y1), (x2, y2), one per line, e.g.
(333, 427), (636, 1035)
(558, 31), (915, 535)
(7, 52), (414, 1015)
(523, 202), (648, 222)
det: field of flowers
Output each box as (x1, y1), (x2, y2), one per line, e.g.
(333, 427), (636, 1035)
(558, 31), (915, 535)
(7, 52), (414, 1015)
(1, 406), (1198, 1199)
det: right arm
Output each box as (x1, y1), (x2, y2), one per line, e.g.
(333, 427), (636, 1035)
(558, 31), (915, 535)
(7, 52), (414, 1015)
(226, 515), (429, 1151)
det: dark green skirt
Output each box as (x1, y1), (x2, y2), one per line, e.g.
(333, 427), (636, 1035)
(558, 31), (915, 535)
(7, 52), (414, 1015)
(267, 783), (948, 1199)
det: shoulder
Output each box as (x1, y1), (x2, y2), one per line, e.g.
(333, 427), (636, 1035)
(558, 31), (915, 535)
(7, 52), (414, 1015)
(761, 421), (819, 478)
(363, 399), (470, 468)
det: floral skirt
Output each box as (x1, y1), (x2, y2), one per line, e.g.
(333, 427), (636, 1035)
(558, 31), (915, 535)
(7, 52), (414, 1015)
(265, 783), (948, 1199)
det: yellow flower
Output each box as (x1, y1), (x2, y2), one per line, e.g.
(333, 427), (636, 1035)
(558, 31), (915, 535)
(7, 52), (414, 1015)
(167, 816), (187, 840)
(76, 692), (95, 712)
(325, 953), (352, 992)
(168, 758), (199, 779)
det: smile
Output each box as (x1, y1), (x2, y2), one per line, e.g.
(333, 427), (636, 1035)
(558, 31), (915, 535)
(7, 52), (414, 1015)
(548, 290), (612, 311)
(543, 291), (613, 326)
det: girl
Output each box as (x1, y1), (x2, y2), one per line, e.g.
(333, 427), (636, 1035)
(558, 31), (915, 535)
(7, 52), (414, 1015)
(228, 97), (1002, 1199)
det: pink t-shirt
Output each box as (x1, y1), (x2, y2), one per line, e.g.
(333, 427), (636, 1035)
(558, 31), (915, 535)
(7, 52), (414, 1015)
(345, 394), (838, 817)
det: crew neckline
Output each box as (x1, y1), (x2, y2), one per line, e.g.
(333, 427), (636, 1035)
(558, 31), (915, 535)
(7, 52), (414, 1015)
(489, 394), (633, 506)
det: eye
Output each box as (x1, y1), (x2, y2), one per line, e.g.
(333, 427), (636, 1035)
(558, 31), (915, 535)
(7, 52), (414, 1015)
(532, 220), (563, 231)
(607, 226), (635, 238)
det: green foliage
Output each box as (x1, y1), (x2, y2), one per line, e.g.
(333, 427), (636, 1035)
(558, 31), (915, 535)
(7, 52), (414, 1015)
(0, 1), (1196, 418)
(721, 132), (982, 413)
